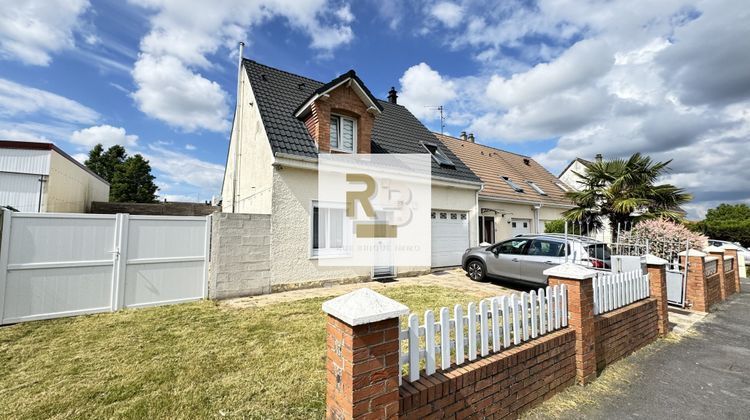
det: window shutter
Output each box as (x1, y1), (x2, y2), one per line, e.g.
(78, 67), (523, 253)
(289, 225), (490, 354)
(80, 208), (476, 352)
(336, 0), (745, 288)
(341, 118), (354, 151)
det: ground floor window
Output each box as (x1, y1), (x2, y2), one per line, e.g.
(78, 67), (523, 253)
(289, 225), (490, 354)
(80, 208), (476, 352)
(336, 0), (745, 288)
(312, 203), (350, 257)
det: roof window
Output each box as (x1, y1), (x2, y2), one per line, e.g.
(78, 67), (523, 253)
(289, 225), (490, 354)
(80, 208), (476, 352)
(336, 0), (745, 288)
(526, 180), (547, 196)
(422, 142), (456, 168)
(555, 182), (569, 192)
(501, 176), (524, 193)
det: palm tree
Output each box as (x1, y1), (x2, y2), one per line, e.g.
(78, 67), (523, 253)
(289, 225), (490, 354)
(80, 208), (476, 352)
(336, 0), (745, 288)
(563, 153), (692, 241)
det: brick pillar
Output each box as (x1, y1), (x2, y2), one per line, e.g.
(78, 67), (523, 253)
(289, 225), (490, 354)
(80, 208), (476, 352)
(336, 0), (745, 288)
(679, 250), (708, 312)
(544, 263), (597, 385)
(722, 246), (742, 294)
(645, 254), (670, 336)
(322, 288), (408, 420)
(706, 246), (729, 300)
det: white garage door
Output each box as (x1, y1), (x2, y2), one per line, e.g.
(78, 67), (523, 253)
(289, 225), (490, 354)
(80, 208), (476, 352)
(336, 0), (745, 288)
(431, 210), (469, 267)
(511, 218), (531, 236)
(0, 172), (42, 212)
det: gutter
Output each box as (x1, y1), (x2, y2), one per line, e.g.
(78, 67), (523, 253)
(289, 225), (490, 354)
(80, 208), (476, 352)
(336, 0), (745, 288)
(478, 194), (574, 209)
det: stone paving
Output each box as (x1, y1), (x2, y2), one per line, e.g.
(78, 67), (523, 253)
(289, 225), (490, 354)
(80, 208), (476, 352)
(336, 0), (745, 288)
(221, 268), (518, 309)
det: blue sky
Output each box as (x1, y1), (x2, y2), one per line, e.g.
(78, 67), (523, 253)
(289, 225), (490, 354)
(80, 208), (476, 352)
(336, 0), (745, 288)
(1, 0), (748, 218)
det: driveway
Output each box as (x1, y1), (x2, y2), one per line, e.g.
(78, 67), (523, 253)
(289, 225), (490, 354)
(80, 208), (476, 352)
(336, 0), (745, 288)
(223, 268), (518, 308)
(525, 279), (750, 419)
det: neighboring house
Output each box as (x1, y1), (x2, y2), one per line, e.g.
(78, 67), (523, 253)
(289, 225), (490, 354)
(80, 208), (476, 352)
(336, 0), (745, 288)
(0, 140), (109, 213)
(436, 132), (574, 244)
(222, 59), (482, 288)
(558, 155), (612, 241)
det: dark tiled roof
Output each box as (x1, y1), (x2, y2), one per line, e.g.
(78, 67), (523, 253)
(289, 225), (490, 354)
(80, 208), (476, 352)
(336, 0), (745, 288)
(293, 69), (383, 116)
(243, 59), (480, 184)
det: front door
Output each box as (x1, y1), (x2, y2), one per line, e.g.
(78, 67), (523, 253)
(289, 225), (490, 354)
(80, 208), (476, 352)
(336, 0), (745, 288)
(479, 215), (495, 244)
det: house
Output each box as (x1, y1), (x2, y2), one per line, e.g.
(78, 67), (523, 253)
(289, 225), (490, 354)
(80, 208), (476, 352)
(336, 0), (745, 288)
(436, 132), (574, 244)
(221, 59), (482, 289)
(0, 140), (109, 213)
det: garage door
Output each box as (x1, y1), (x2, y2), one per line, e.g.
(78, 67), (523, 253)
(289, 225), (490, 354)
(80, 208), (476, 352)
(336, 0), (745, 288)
(431, 210), (469, 267)
(511, 218), (531, 236)
(0, 172), (42, 212)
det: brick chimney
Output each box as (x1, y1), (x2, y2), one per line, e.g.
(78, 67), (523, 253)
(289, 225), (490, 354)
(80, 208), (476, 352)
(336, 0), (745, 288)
(468, 133), (475, 143)
(459, 131), (467, 141)
(387, 87), (398, 104)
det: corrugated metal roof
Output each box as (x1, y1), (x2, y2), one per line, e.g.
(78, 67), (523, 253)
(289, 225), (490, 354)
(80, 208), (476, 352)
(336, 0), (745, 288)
(0, 147), (50, 175)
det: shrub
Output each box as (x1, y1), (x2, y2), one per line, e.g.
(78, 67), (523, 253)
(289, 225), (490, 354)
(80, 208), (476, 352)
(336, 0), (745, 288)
(543, 219), (566, 234)
(619, 218), (708, 259)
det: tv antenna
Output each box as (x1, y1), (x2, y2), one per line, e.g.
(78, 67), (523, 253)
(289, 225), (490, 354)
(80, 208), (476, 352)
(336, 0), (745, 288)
(425, 105), (446, 134)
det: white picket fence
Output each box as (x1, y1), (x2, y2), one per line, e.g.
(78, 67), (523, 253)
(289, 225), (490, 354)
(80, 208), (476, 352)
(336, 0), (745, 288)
(592, 270), (650, 315)
(399, 286), (568, 383)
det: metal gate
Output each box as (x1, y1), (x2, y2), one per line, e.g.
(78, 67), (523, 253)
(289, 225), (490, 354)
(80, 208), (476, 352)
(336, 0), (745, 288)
(666, 260), (687, 307)
(0, 210), (211, 325)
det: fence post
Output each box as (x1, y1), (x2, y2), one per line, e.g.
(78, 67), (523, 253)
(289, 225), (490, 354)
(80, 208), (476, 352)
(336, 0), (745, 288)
(720, 244), (742, 294)
(544, 262), (597, 385)
(644, 254), (670, 336)
(679, 249), (708, 312)
(322, 288), (408, 419)
(0, 209), (11, 325)
(706, 246), (729, 300)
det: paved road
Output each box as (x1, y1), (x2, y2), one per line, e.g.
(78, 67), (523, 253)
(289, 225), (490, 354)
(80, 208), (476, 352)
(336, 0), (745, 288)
(529, 279), (750, 419)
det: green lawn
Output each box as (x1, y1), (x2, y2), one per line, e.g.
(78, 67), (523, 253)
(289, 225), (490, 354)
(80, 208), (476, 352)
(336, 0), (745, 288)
(0, 285), (494, 419)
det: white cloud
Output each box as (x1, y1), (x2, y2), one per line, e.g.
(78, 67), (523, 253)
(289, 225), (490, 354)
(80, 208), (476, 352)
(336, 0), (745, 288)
(0, 0), (90, 66)
(70, 125), (139, 148)
(132, 54), (231, 132)
(185, 144), (196, 150)
(144, 144), (224, 196)
(430, 2), (464, 28)
(398, 63), (457, 120)
(0, 78), (99, 124)
(129, 0), (355, 132)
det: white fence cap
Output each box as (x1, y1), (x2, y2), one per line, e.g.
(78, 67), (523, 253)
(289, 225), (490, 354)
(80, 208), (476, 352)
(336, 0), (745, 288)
(543, 262), (597, 280)
(678, 249), (706, 257)
(322, 288), (409, 326)
(724, 255), (734, 260)
(642, 254), (668, 266)
(720, 243), (739, 250)
(705, 256), (719, 263)
(704, 245), (725, 253)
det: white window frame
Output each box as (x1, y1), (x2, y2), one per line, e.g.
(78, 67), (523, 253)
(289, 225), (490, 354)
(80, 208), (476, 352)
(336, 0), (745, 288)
(526, 180), (548, 196)
(309, 201), (352, 258)
(329, 114), (357, 153)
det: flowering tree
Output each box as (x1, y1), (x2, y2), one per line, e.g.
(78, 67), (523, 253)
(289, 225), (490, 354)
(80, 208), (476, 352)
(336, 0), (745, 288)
(618, 219), (708, 260)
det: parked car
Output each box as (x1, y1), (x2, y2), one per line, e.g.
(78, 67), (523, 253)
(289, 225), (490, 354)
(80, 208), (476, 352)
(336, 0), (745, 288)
(461, 234), (612, 285)
(708, 239), (750, 262)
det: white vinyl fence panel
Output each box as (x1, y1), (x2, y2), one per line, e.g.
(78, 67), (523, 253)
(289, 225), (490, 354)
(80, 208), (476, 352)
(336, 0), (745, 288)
(592, 270), (650, 315)
(0, 211), (211, 325)
(400, 286), (568, 383)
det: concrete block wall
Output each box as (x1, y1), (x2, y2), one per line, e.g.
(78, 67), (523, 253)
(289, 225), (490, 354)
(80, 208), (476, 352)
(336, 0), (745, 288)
(208, 213), (271, 299)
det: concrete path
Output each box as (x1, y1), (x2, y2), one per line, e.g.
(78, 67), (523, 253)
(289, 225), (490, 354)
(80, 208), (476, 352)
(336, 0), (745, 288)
(222, 268), (518, 308)
(525, 279), (750, 419)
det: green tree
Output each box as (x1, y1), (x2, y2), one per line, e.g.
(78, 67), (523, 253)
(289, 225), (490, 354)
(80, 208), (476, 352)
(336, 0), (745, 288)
(564, 153), (692, 241)
(697, 204), (750, 246)
(543, 219), (566, 234)
(84, 144), (127, 183)
(110, 154), (158, 203)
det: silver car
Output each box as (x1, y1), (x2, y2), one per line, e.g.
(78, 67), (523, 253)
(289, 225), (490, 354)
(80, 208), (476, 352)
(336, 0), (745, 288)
(461, 234), (612, 285)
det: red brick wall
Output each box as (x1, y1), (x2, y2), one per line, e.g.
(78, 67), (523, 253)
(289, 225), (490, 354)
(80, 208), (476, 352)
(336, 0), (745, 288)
(682, 256), (708, 312)
(304, 84), (374, 154)
(399, 329), (576, 419)
(705, 272), (722, 309)
(594, 298), (659, 372)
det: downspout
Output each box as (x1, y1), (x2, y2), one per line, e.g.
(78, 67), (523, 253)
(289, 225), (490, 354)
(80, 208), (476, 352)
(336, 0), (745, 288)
(475, 184), (484, 246)
(231, 41), (245, 213)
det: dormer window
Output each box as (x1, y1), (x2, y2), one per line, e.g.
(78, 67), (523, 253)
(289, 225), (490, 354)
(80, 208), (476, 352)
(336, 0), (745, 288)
(330, 115), (356, 152)
(526, 180), (547, 196)
(501, 176), (524, 192)
(422, 142), (455, 168)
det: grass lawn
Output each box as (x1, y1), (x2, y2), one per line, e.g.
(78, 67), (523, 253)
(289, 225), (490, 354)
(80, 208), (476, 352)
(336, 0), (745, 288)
(0, 285), (496, 419)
